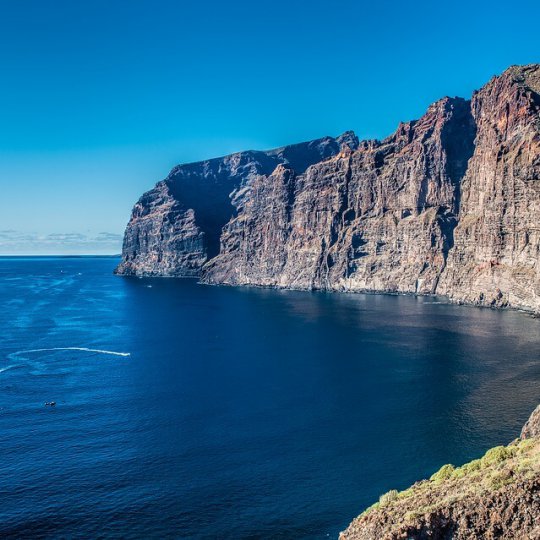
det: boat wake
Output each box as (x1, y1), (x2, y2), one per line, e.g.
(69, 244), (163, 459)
(0, 365), (18, 373)
(9, 347), (131, 359)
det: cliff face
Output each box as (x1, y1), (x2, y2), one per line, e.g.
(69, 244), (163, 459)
(522, 405), (540, 440)
(114, 132), (358, 276)
(203, 97), (475, 292)
(340, 405), (540, 540)
(116, 64), (540, 312)
(437, 65), (540, 311)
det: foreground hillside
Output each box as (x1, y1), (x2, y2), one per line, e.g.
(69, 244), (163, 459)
(340, 405), (540, 539)
(117, 64), (540, 313)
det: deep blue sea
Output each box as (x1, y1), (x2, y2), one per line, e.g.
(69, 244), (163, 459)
(1, 257), (539, 539)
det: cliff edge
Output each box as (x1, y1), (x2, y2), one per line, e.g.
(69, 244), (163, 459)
(114, 133), (358, 277)
(340, 405), (540, 540)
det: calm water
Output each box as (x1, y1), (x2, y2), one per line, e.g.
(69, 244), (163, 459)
(1, 257), (539, 539)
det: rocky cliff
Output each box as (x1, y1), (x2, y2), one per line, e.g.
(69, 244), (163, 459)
(202, 97), (475, 291)
(522, 404), (540, 439)
(116, 64), (540, 312)
(114, 132), (358, 276)
(339, 405), (540, 539)
(437, 65), (540, 311)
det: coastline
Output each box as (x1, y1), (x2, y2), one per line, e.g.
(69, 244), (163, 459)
(119, 271), (540, 317)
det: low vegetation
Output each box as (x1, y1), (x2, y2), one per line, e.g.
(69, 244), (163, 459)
(360, 436), (540, 519)
(379, 489), (399, 506)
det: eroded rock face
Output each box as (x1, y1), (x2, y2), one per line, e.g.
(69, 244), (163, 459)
(117, 65), (540, 313)
(203, 97), (475, 292)
(114, 181), (206, 277)
(115, 132), (358, 276)
(437, 65), (540, 311)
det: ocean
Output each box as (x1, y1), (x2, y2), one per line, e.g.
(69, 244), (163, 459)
(1, 256), (539, 538)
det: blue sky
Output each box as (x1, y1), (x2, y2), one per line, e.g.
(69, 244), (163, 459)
(1, 0), (539, 254)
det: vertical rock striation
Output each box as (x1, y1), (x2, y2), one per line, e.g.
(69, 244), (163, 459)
(203, 97), (476, 293)
(437, 65), (540, 311)
(115, 133), (358, 276)
(116, 64), (540, 313)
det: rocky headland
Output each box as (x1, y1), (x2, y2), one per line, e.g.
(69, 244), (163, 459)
(115, 132), (358, 277)
(340, 404), (540, 539)
(116, 64), (540, 313)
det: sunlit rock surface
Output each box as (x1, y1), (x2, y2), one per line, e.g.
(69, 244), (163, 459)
(117, 65), (540, 313)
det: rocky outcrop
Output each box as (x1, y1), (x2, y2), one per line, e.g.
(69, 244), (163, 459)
(114, 133), (358, 276)
(340, 405), (540, 540)
(522, 405), (540, 440)
(116, 64), (540, 313)
(114, 180), (207, 277)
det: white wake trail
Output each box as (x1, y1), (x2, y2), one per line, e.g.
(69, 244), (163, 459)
(9, 347), (131, 358)
(0, 365), (17, 373)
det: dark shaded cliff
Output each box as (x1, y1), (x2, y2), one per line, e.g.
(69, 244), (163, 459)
(203, 97), (475, 291)
(116, 64), (540, 312)
(115, 132), (358, 276)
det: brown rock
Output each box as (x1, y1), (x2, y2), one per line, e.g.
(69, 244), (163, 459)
(341, 478), (540, 540)
(115, 133), (358, 277)
(522, 404), (540, 439)
(117, 65), (540, 314)
(437, 64), (540, 312)
(203, 96), (475, 292)
(340, 416), (540, 540)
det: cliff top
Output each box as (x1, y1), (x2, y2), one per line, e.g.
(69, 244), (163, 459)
(166, 131), (358, 176)
(158, 64), (539, 184)
(498, 63), (540, 93)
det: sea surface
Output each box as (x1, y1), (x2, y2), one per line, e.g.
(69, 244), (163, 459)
(1, 257), (539, 539)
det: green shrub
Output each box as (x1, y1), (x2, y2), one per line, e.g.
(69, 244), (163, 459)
(398, 488), (414, 499)
(482, 446), (514, 466)
(404, 510), (421, 521)
(379, 489), (399, 506)
(517, 438), (536, 454)
(361, 501), (380, 515)
(517, 457), (533, 473)
(462, 458), (482, 473)
(430, 464), (455, 483)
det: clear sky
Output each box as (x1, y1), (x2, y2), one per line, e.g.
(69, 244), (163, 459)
(1, 0), (539, 254)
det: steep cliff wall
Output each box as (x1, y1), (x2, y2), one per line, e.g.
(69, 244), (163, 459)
(117, 64), (540, 312)
(202, 97), (475, 292)
(437, 65), (540, 311)
(115, 133), (358, 276)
